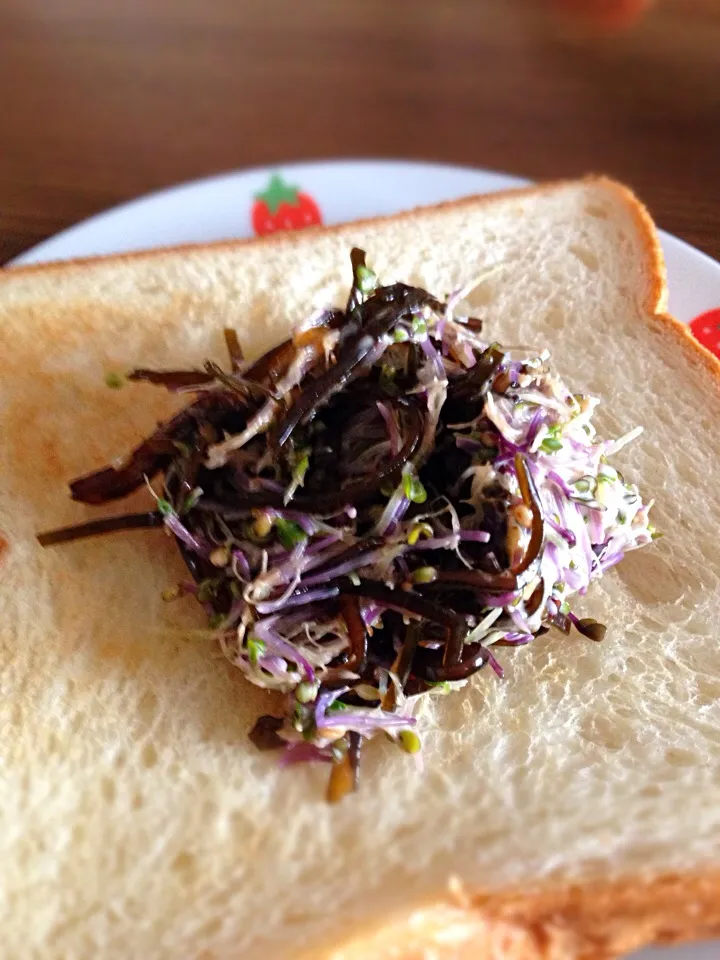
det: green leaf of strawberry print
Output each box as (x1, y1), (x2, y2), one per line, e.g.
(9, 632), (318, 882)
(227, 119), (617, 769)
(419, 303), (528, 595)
(255, 174), (299, 215)
(252, 173), (323, 237)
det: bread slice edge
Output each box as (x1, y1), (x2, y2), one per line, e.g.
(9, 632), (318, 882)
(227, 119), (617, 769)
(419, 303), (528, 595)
(327, 869), (720, 959)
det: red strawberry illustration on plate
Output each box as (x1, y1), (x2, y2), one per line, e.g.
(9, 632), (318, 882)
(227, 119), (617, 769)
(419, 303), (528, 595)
(251, 174), (322, 237)
(690, 308), (720, 360)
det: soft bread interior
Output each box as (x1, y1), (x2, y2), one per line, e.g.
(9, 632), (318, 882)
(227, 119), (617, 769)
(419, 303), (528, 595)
(1, 179), (719, 960)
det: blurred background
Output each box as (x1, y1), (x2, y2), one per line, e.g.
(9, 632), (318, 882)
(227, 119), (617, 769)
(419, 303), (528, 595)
(0, 0), (718, 265)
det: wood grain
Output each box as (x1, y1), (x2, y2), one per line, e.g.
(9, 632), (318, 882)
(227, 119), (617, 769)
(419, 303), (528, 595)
(0, 0), (718, 265)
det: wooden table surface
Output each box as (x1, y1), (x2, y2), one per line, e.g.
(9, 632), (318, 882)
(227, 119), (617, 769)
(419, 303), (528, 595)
(0, 0), (718, 266)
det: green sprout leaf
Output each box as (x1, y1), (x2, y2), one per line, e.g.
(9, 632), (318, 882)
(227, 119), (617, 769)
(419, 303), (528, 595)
(402, 470), (427, 504)
(182, 487), (203, 513)
(247, 636), (266, 665)
(156, 497), (174, 517)
(398, 730), (422, 754)
(356, 263), (378, 295)
(541, 436), (563, 453)
(275, 517), (307, 550)
(104, 371), (125, 390)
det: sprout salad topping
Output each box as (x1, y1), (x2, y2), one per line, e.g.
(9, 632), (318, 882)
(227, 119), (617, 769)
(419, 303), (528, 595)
(39, 250), (655, 802)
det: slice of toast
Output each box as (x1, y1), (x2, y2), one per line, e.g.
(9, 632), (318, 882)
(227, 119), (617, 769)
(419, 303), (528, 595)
(1, 177), (719, 960)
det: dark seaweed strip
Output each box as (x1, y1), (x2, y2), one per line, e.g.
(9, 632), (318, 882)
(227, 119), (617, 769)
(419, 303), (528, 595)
(37, 511), (163, 546)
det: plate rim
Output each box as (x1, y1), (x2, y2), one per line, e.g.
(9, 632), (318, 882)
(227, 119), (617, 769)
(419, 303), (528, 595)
(9, 158), (720, 274)
(8, 158), (532, 267)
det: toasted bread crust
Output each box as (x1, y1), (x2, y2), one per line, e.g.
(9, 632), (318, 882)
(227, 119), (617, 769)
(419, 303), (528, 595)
(603, 176), (720, 389)
(330, 871), (720, 959)
(478, 870), (720, 958)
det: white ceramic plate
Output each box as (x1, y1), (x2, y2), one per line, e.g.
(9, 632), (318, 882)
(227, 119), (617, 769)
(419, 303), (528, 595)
(9, 161), (720, 958)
